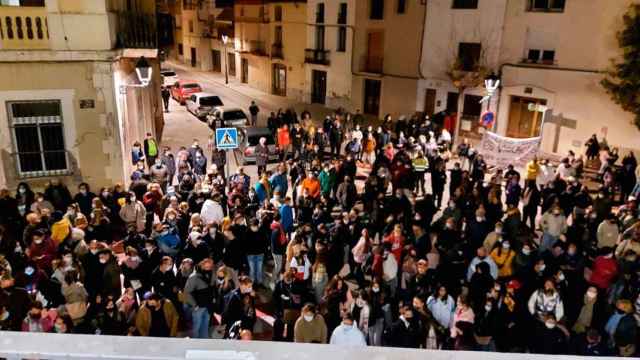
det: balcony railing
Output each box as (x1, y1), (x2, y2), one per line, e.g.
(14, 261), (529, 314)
(0, 5), (50, 50)
(271, 43), (283, 59)
(305, 49), (330, 65)
(239, 40), (267, 56)
(115, 11), (158, 49)
(360, 55), (383, 73)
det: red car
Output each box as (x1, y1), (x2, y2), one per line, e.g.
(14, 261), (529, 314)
(170, 80), (202, 105)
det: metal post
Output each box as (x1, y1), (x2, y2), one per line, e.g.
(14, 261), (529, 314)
(225, 149), (230, 180)
(224, 46), (229, 85)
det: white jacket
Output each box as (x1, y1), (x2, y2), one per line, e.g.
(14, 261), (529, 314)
(200, 199), (224, 225)
(329, 323), (367, 346)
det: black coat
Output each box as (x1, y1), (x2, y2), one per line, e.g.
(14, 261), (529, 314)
(387, 318), (421, 348)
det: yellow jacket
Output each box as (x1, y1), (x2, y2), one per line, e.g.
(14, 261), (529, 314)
(525, 161), (540, 181)
(51, 218), (71, 245)
(490, 248), (516, 278)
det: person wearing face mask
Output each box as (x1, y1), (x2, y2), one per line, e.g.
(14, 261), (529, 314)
(572, 287), (598, 334)
(222, 276), (256, 337)
(483, 221), (504, 254)
(94, 297), (127, 335)
(467, 247), (498, 281)
(118, 192), (146, 233)
(73, 183), (96, 218)
(490, 240), (516, 280)
(27, 229), (56, 273)
(540, 205), (568, 253)
(15, 182), (35, 218)
(245, 219), (267, 286)
(182, 230), (210, 265)
(149, 158), (170, 192)
(30, 192), (54, 215)
(97, 249), (122, 301)
(597, 213), (619, 249)
(589, 246), (619, 291)
(135, 292), (178, 337)
(528, 279), (564, 323)
(21, 301), (52, 333)
(387, 304), (420, 348)
(44, 178), (73, 212)
(60, 269), (88, 323)
(293, 303), (327, 344)
(1, 273), (31, 331)
(329, 313), (366, 346)
(532, 315), (568, 354)
(150, 256), (178, 306)
(184, 258), (215, 338)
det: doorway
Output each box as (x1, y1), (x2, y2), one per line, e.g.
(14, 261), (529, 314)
(424, 88), (436, 116)
(507, 96), (548, 138)
(190, 47), (197, 67)
(241, 58), (248, 83)
(365, 31), (384, 72)
(228, 52), (236, 76)
(363, 79), (381, 116)
(211, 50), (221, 72)
(311, 70), (327, 104)
(273, 64), (287, 96)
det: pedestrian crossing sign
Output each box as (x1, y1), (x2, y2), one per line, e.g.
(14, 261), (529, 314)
(215, 127), (238, 150)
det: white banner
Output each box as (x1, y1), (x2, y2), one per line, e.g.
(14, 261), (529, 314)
(479, 131), (541, 169)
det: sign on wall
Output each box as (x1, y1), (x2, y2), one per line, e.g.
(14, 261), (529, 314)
(479, 131), (541, 169)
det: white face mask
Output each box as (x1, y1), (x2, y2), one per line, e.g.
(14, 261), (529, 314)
(522, 248), (531, 255)
(587, 290), (597, 299)
(484, 304), (492, 312)
(303, 314), (314, 322)
(558, 273), (566, 281)
(372, 287), (380, 293)
(33, 238), (43, 245)
(18, 188), (26, 194)
(99, 258), (108, 264)
(545, 321), (556, 329)
(502, 242), (510, 249)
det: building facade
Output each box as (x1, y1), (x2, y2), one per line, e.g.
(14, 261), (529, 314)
(303, 0), (355, 109)
(418, 0), (640, 155)
(351, 0), (425, 118)
(233, 0), (307, 101)
(0, 0), (163, 190)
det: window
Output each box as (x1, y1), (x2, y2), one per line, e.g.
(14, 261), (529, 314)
(370, 0), (384, 20)
(8, 100), (69, 176)
(458, 42), (481, 71)
(525, 49), (555, 64)
(188, 20), (193, 33)
(274, 25), (282, 45)
(315, 25), (325, 50)
(337, 27), (346, 52)
(452, 0), (478, 9)
(338, 3), (347, 24)
(527, 0), (565, 12)
(275, 5), (282, 22)
(397, 0), (406, 13)
(178, 43), (183, 55)
(316, 3), (324, 23)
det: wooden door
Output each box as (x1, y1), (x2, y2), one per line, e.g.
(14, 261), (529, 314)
(190, 47), (197, 67)
(273, 64), (287, 96)
(211, 50), (221, 72)
(228, 52), (236, 76)
(364, 79), (381, 115)
(241, 58), (248, 83)
(311, 70), (327, 104)
(424, 88), (436, 116)
(507, 96), (547, 138)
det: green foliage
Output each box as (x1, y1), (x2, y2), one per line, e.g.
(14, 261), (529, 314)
(601, 4), (640, 129)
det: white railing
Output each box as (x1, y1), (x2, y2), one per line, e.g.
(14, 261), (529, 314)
(0, 331), (616, 360)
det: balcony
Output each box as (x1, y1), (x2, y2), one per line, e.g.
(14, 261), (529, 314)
(115, 11), (158, 49)
(239, 40), (267, 56)
(305, 49), (330, 66)
(271, 43), (283, 59)
(0, 5), (50, 50)
(360, 55), (383, 73)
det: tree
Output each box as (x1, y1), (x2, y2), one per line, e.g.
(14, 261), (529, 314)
(601, 4), (640, 130)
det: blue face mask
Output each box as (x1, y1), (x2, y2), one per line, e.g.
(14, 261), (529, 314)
(25, 266), (35, 276)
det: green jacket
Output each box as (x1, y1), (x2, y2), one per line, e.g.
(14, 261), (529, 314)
(319, 170), (336, 195)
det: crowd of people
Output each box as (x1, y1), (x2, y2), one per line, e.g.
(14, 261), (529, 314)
(1, 106), (640, 357)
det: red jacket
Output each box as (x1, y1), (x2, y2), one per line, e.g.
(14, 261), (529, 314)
(590, 255), (618, 290)
(28, 237), (56, 272)
(277, 127), (291, 147)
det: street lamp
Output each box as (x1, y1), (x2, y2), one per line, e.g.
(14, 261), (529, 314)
(135, 56), (153, 86)
(222, 35), (229, 85)
(479, 72), (500, 105)
(120, 56), (154, 93)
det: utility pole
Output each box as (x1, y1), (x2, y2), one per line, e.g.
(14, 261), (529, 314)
(222, 35), (229, 85)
